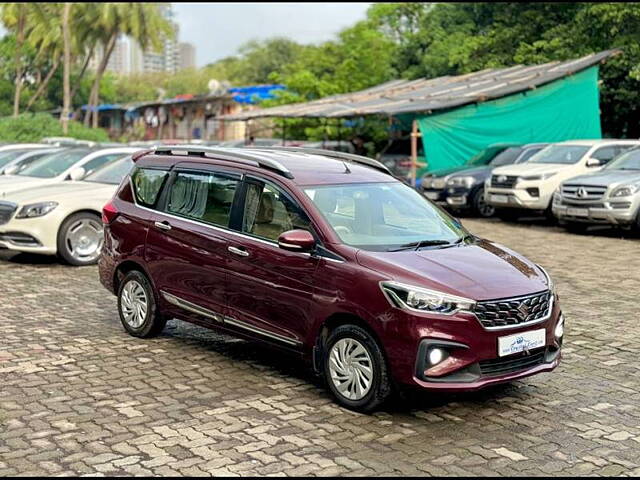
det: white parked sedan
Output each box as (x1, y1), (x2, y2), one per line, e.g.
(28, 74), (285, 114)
(0, 156), (134, 265)
(0, 146), (140, 197)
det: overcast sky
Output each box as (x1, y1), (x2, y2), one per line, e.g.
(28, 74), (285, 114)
(174, 2), (372, 67)
(0, 3), (373, 67)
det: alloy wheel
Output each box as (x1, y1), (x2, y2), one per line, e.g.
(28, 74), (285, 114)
(64, 218), (103, 263)
(328, 338), (374, 401)
(120, 280), (148, 329)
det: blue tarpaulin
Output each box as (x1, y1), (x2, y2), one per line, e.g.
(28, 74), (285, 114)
(228, 84), (286, 104)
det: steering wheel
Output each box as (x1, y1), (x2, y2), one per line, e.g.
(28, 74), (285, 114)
(334, 225), (353, 236)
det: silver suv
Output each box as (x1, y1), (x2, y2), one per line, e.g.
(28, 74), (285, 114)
(553, 147), (640, 232)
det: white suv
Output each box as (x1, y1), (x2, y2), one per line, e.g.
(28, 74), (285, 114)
(485, 140), (640, 218)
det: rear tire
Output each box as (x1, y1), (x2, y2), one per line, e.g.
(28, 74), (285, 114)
(472, 188), (495, 218)
(323, 324), (391, 413)
(117, 270), (166, 338)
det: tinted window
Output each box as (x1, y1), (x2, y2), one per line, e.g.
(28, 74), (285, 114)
(84, 157), (133, 185)
(167, 171), (239, 227)
(242, 180), (311, 241)
(591, 146), (618, 163)
(17, 149), (92, 178)
(131, 168), (169, 207)
(0, 150), (28, 168)
(81, 153), (126, 177)
(489, 147), (523, 167)
(517, 147), (543, 163)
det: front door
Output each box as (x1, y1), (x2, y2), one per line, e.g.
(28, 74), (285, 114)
(224, 176), (319, 348)
(145, 166), (242, 323)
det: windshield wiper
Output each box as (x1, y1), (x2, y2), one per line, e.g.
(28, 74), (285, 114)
(453, 234), (474, 245)
(388, 239), (453, 252)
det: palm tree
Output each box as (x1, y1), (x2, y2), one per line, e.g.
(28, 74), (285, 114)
(61, 2), (71, 134)
(1, 3), (29, 116)
(84, 3), (173, 128)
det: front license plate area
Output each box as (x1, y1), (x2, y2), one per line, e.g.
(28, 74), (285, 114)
(425, 191), (439, 200)
(498, 328), (546, 357)
(567, 207), (588, 217)
(491, 194), (509, 204)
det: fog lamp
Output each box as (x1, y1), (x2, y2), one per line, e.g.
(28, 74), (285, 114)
(555, 315), (565, 340)
(428, 347), (445, 366)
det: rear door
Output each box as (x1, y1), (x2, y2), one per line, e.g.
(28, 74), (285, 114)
(144, 164), (242, 323)
(223, 176), (319, 348)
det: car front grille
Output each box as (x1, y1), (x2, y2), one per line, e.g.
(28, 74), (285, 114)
(0, 201), (17, 226)
(561, 184), (607, 201)
(479, 348), (546, 376)
(491, 175), (518, 189)
(473, 291), (552, 329)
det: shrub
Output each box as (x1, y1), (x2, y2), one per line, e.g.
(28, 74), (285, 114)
(0, 113), (109, 143)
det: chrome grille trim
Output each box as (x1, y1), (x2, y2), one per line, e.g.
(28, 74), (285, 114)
(491, 175), (518, 189)
(473, 290), (553, 330)
(0, 201), (17, 226)
(561, 184), (608, 201)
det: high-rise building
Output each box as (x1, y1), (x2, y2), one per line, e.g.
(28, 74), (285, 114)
(179, 42), (196, 70)
(89, 36), (129, 75)
(129, 4), (181, 74)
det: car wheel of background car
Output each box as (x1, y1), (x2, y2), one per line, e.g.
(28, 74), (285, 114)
(57, 212), (104, 266)
(543, 203), (557, 224)
(472, 188), (495, 218)
(324, 324), (391, 412)
(117, 270), (167, 338)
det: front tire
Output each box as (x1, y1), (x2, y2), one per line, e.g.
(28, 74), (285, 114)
(57, 212), (104, 266)
(324, 324), (391, 412)
(117, 271), (166, 338)
(471, 188), (495, 218)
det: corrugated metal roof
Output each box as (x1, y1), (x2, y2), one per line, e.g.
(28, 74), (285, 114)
(217, 50), (620, 121)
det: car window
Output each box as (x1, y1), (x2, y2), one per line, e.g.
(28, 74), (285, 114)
(167, 171), (240, 227)
(16, 149), (92, 178)
(489, 147), (523, 166)
(84, 157), (133, 185)
(604, 148), (640, 171)
(81, 153), (127, 177)
(0, 150), (28, 168)
(591, 146), (618, 163)
(528, 145), (590, 165)
(242, 180), (311, 242)
(131, 168), (169, 208)
(517, 147), (543, 163)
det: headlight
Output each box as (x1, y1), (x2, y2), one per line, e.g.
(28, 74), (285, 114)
(519, 173), (557, 182)
(447, 176), (475, 188)
(610, 184), (639, 198)
(380, 281), (475, 315)
(15, 201), (58, 219)
(537, 264), (555, 294)
(432, 178), (446, 189)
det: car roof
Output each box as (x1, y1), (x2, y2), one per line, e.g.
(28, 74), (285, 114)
(138, 146), (395, 186)
(552, 139), (640, 147)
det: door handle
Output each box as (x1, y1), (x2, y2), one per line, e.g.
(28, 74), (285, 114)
(228, 246), (249, 257)
(154, 221), (172, 231)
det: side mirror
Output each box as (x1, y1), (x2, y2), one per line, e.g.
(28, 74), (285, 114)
(278, 229), (316, 253)
(68, 166), (86, 181)
(586, 158), (602, 167)
(3, 164), (19, 175)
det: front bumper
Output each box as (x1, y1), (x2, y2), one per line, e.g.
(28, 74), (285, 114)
(422, 188), (448, 206)
(0, 216), (59, 255)
(486, 185), (552, 210)
(553, 199), (639, 225)
(380, 295), (563, 391)
(444, 186), (473, 208)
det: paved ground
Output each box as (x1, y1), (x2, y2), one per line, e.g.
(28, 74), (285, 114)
(1, 218), (640, 476)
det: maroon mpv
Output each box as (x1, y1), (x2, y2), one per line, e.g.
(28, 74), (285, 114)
(99, 145), (563, 412)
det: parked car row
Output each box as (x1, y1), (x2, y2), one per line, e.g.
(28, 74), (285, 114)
(420, 139), (640, 233)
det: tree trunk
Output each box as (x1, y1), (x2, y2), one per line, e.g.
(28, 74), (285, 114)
(61, 3), (72, 134)
(13, 6), (26, 117)
(26, 56), (61, 112)
(86, 31), (117, 129)
(70, 43), (95, 103)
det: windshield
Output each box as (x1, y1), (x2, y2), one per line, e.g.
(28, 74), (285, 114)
(489, 147), (523, 167)
(604, 148), (640, 171)
(16, 149), (91, 178)
(0, 150), (28, 168)
(84, 157), (134, 184)
(529, 145), (590, 165)
(304, 182), (468, 251)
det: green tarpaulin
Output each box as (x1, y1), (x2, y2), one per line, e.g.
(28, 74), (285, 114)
(417, 66), (602, 172)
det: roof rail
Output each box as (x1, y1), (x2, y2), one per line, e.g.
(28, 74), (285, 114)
(247, 146), (393, 176)
(150, 145), (294, 179)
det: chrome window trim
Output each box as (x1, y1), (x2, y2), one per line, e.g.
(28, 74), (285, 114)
(160, 290), (302, 347)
